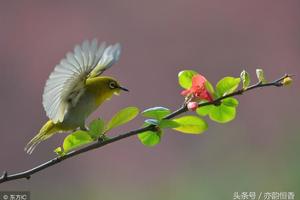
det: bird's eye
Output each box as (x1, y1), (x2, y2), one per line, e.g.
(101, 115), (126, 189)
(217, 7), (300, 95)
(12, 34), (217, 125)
(109, 82), (117, 89)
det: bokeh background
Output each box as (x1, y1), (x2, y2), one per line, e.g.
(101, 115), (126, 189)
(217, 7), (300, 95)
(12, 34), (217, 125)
(0, 1), (299, 199)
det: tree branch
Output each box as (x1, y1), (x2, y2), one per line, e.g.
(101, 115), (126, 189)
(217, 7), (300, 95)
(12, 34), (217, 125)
(0, 73), (292, 184)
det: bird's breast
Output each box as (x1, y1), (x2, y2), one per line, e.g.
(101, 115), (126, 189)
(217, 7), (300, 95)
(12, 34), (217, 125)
(62, 91), (98, 128)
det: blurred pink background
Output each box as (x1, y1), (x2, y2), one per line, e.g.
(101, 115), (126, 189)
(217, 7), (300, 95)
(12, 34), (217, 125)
(0, 1), (299, 199)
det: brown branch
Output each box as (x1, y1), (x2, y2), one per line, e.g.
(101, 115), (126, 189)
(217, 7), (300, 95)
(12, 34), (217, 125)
(0, 73), (292, 184)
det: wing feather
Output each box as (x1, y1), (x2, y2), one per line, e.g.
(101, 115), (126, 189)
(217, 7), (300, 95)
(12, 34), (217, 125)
(89, 43), (121, 78)
(66, 52), (83, 73)
(43, 39), (121, 123)
(82, 40), (90, 69)
(60, 59), (81, 74)
(74, 45), (84, 69)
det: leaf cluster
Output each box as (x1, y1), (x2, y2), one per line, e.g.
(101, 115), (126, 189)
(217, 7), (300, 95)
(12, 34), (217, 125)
(55, 68), (273, 152)
(55, 107), (139, 155)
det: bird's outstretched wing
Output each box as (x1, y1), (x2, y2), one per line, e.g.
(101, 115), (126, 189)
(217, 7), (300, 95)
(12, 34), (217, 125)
(42, 39), (121, 123)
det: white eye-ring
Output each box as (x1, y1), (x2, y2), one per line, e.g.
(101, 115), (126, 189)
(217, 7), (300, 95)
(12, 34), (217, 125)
(109, 82), (117, 89)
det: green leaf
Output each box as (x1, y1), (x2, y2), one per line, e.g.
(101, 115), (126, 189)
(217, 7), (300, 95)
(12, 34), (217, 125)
(88, 119), (105, 139)
(54, 147), (65, 156)
(172, 116), (208, 134)
(138, 130), (162, 147)
(178, 70), (198, 89)
(196, 98), (237, 123)
(240, 70), (250, 89)
(256, 68), (267, 83)
(144, 119), (159, 126)
(209, 104), (236, 123)
(222, 97), (239, 107)
(159, 119), (180, 128)
(142, 107), (171, 120)
(106, 106), (139, 131)
(205, 80), (215, 95)
(216, 77), (241, 97)
(63, 130), (93, 153)
(196, 104), (214, 116)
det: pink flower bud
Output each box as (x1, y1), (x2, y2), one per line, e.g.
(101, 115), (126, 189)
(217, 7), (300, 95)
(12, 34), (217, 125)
(187, 102), (198, 111)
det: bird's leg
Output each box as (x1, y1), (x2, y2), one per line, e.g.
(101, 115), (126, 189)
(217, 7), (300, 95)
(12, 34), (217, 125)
(98, 134), (110, 142)
(79, 124), (89, 131)
(79, 122), (109, 142)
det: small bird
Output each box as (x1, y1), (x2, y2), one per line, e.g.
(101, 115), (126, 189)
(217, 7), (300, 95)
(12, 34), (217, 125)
(25, 39), (128, 154)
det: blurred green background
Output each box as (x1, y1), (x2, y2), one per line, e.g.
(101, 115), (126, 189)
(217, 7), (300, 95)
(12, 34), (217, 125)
(0, 1), (299, 199)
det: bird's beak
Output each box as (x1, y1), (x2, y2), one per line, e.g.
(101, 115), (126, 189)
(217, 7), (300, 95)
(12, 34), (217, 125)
(119, 86), (129, 92)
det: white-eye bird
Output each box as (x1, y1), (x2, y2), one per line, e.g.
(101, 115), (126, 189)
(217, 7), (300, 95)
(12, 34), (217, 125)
(25, 39), (128, 154)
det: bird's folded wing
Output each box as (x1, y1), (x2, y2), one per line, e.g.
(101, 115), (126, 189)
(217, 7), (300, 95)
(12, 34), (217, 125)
(42, 39), (121, 123)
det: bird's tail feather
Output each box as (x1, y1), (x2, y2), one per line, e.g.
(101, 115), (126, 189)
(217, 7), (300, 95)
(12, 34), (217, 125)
(25, 120), (57, 154)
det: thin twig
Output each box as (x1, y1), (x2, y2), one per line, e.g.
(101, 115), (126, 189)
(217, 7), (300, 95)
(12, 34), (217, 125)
(0, 73), (292, 184)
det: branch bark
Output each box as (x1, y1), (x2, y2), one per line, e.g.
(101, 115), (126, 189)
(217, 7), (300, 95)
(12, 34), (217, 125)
(0, 73), (291, 184)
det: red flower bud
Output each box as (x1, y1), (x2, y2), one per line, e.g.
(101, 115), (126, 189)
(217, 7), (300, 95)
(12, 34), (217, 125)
(181, 74), (213, 102)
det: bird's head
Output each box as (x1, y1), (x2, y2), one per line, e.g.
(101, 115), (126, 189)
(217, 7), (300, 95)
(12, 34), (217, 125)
(86, 76), (129, 98)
